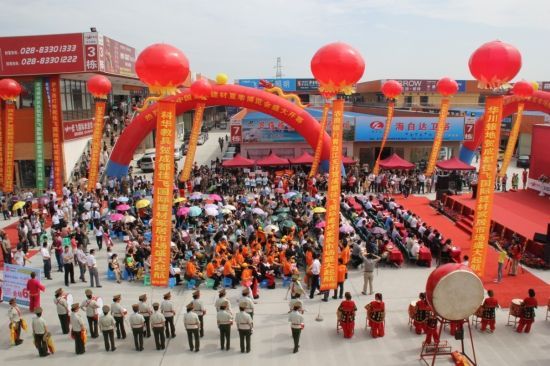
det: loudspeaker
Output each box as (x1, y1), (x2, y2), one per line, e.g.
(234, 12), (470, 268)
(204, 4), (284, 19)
(436, 176), (450, 191)
(436, 189), (453, 201)
(534, 233), (548, 243)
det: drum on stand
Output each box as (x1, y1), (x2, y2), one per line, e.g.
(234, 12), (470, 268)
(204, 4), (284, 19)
(510, 299), (522, 317)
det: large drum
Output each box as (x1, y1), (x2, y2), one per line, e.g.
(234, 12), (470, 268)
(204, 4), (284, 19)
(510, 299), (523, 317)
(425, 263), (484, 321)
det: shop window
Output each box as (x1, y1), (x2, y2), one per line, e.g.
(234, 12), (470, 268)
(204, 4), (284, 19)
(404, 96), (413, 107)
(18, 81), (35, 108)
(17, 160), (52, 189)
(478, 95), (486, 105)
(60, 79), (95, 121)
(420, 96), (429, 106)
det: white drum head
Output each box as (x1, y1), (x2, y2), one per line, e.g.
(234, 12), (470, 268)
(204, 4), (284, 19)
(432, 270), (484, 320)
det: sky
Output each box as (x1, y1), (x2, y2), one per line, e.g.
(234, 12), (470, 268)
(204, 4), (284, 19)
(0, 0), (548, 82)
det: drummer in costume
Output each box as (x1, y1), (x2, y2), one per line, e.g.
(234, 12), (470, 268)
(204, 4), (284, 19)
(480, 289), (499, 333)
(54, 288), (70, 334)
(81, 289), (99, 338)
(161, 292), (176, 338)
(99, 305), (116, 352)
(151, 302), (166, 350)
(70, 303), (87, 355)
(184, 302), (200, 352)
(138, 294), (153, 338)
(517, 288), (538, 333)
(129, 304), (145, 351)
(414, 292), (431, 335)
(8, 298), (24, 346)
(111, 294), (127, 339)
(424, 312), (439, 345)
(365, 293), (385, 338)
(192, 290), (206, 337)
(337, 292), (357, 339)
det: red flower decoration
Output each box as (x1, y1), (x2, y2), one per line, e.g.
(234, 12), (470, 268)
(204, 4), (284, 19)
(381, 80), (403, 99)
(436, 77), (459, 97)
(468, 40), (521, 89)
(0, 78), (22, 101)
(87, 75), (112, 99)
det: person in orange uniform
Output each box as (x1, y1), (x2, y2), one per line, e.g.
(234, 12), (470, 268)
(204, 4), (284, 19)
(480, 289), (499, 333)
(241, 263), (253, 287)
(424, 312), (439, 345)
(517, 288), (538, 333)
(222, 258), (237, 289)
(340, 242), (351, 266)
(333, 258), (347, 299)
(185, 257), (200, 283)
(365, 293), (385, 338)
(414, 292), (431, 335)
(206, 259), (221, 290)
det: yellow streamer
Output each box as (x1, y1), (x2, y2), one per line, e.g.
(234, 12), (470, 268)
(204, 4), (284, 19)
(498, 102), (524, 177)
(309, 102), (330, 177)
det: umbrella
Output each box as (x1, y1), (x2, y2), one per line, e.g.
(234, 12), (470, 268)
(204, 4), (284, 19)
(371, 227), (387, 235)
(224, 204), (236, 211)
(116, 204), (131, 211)
(209, 194), (222, 202)
(12, 201), (26, 211)
(110, 213), (124, 222)
(252, 208), (267, 216)
(276, 207), (290, 213)
(289, 193), (303, 201)
(124, 215), (136, 224)
(117, 196), (129, 203)
(281, 220), (297, 229)
(313, 207), (326, 214)
(220, 208), (232, 215)
(340, 224), (355, 234)
(189, 206), (202, 217)
(136, 199), (150, 209)
(207, 185), (217, 193)
(205, 207), (219, 217)
(190, 192), (203, 200)
(284, 191), (298, 199)
(174, 197), (186, 204)
(315, 221), (326, 229)
(177, 207), (190, 216)
(264, 224), (279, 233)
(275, 188), (285, 194)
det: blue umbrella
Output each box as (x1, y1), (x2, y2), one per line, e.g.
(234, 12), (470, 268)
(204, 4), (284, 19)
(189, 206), (202, 217)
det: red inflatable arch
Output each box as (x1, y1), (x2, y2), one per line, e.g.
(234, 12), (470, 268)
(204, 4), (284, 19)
(106, 84), (332, 177)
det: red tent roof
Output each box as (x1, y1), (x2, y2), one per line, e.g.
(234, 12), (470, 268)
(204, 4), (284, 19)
(436, 157), (476, 171)
(342, 156), (357, 165)
(221, 154), (256, 168)
(379, 153), (415, 170)
(289, 152), (314, 165)
(256, 153), (289, 166)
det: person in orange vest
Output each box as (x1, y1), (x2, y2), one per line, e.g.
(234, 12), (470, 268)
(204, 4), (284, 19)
(365, 293), (385, 338)
(222, 258), (237, 289)
(340, 242), (351, 266)
(424, 312), (439, 345)
(206, 259), (221, 290)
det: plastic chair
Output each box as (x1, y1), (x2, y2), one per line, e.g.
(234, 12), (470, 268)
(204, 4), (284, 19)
(184, 251), (193, 260)
(168, 277), (176, 288)
(187, 279), (196, 289)
(143, 274), (151, 286)
(223, 277), (233, 288)
(282, 276), (292, 287)
(260, 279), (269, 288)
(205, 278), (215, 289)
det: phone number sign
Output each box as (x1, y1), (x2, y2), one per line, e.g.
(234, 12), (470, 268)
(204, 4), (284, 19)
(0, 33), (86, 76)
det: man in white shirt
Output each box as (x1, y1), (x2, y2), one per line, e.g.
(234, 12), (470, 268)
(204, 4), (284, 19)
(411, 240), (421, 259)
(75, 244), (87, 282)
(40, 243), (52, 280)
(309, 254), (321, 299)
(87, 249), (101, 288)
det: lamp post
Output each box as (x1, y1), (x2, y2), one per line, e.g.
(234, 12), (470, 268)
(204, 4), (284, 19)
(0, 78), (22, 193)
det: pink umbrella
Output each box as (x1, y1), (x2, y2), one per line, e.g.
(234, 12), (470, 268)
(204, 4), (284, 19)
(315, 221), (326, 229)
(116, 204), (131, 211)
(340, 224), (355, 234)
(110, 213), (124, 222)
(177, 207), (190, 216)
(209, 194), (222, 202)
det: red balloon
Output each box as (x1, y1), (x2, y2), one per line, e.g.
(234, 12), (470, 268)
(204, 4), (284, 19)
(381, 80), (403, 99)
(311, 42), (365, 95)
(190, 79), (212, 100)
(512, 80), (534, 98)
(135, 43), (190, 94)
(87, 75), (112, 99)
(436, 77), (459, 97)
(468, 40), (521, 89)
(0, 78), (22, 101)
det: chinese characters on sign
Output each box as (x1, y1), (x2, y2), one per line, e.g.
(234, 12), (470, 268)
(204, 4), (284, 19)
(87, 100), (106, 192)
(180, 103), (205, 182)
(425, 98), (450, 177)
(34, 79), (45, 190)
(229, 123), (242, 144)
(464, 117), (475, 141)
(469, 96), (503, 277)
(151, 101), (176, 287)
(1, 264), (42, 307)
(62, 119), (94, 140)
(3, 103), (15, 192)
(50, 77), (64, 195)
(321, 99), (344, 291)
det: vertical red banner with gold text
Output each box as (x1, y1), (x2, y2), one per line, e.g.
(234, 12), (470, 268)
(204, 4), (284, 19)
(180, 103), (204, 182)
(309, 102), (330, 178)
(50, 77), (64, 196)
(425, 98), (450, 177)
(470, 96), (503, 277)
(372, 101), (395, 175)
(0, 102), (4, 189)
(151, 100), (176, 287)
(87, 100), (106, 192)
(320, 99), (344, 291)
(3, 103), (15, 193)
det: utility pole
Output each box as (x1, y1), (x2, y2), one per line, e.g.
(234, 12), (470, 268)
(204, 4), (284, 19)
(274, 57), (283, 79)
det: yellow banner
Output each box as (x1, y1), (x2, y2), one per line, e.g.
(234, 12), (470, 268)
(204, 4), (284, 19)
(425, 98), (450, 176)
(87, 100), (106, 192)
(309, 102), (330, 178)
(320, 99), (344, 291)
(498, 102), (523, 177)
(50, 77), (64, 196)
(180, 103), (205, 182)
(3, 103), (15, 193)
(0, 102), (3, 189)
(372, 101), (394, 176)
(470, 96), (503, 277)
(151, 100), (176, 287)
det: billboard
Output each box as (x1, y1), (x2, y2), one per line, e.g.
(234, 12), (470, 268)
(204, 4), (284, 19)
(355, 115), (464, 141)
(230, 122), (242, 144)
(1, 264), (42, 307)
(295, 78), (319, 91)
(381, 79), (467, 93)
(63, 118), (94, 140)
(236, 78), (297, 92)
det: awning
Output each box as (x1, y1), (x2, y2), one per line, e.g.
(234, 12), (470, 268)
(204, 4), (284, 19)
(379, 153), (415, 170)
(436, 157), (476, 171)
(256, 153), (290, 166)
(221, 154), (256, 168)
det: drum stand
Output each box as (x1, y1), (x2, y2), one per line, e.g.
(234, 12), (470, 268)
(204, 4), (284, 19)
(420, 317), (478, 366)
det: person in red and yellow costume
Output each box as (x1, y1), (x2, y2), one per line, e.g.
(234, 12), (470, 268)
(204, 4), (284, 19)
(337, 292), (357, 339)
(365, 293), (385, 338)
(424, 312), (439, 345)
(414, 292), (431, 335)
(517, 288), (538, 333)
(480, 289), (499, 333)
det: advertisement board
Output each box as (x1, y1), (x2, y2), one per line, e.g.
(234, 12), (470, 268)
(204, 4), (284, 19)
(295, 78), (319, 91)
(1, 264), (43, 307)
(380, 79), (466, 93)
(464, 116), (475, 141)
(63, 118), (94, 140)
(230, 122), (242, 144)
(354, 115), (464, 141)
(236, 78), (297, 92)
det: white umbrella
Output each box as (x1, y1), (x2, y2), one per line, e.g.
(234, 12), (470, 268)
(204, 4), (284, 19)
(205, 207), (219, 217)
(264, 224), (279, 233)
(124, 215), (137, 224)
(224, 204), (237, 211)
(252, 207), (267, 216)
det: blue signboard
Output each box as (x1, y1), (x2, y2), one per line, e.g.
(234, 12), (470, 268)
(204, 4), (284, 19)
(236, 78), (297, 92)
(355, 116), (464, 142)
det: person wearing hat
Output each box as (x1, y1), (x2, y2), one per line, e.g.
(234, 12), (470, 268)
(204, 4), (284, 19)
(70, 303), (86, 354)
(288, 303), (304, 353)
(26, 271), (45, 313)
(161, 292), (176, 338)
(183, 302), (200, 352)
(99, 305), (116, 351)
(151, 302), (166, 350)
(111, 294), (127, 339)
(8, 298), (24, 346)
(235, 301), (253, 353)
(81, 289), (99, 338)
(239, 287), (255, 319)
(216, 300), (233, 351)
(32, 307), (49, 357)
(289, 292), (304, 313)
(215, 288), (233, 314)
(138, 294), (153, 338)
(129, 304), (145, 351)
(54, 288), (70, 334)
(192, 290), (206, 337)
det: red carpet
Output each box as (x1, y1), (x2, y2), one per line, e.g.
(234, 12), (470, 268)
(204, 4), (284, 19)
(394, 194), (550, 308)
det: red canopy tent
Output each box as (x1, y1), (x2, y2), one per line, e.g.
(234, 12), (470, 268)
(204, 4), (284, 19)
(289, 152), (314, 165)
(342, 156), (357, 165)
(222, 154), (256, 168)
(436, 157), (476, 171)
(379, 153), (415, 170)
(256, 153), (290, 167)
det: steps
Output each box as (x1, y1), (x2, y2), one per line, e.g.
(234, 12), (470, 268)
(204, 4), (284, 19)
(455, 214), (473, 236)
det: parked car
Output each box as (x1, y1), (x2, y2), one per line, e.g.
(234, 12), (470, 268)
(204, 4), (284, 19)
(197, 133), (207, 145)
(516, 155), (530, 168)
(140, 154), (155, 172)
